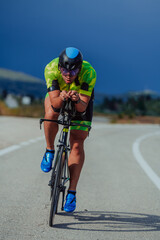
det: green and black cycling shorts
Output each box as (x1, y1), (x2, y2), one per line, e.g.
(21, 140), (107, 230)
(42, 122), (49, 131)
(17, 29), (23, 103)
(45, 90), (94, 131)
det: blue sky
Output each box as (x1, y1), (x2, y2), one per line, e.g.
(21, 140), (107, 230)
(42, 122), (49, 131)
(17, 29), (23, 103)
(0, 0), (160, 94)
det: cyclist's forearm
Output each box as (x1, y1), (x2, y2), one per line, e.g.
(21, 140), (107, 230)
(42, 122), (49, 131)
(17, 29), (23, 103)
(75, 99), (87, 112)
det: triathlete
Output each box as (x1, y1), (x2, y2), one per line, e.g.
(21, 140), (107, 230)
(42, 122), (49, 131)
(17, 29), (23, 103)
(41, 47), (96, 212)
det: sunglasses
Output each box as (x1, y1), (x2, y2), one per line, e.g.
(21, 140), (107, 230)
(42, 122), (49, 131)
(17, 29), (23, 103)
(60, 67), (80, 77)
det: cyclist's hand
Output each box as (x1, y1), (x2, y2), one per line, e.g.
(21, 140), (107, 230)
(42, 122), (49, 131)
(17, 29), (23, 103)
(60, 91), (70, 101)
(68, 91), (80, 102)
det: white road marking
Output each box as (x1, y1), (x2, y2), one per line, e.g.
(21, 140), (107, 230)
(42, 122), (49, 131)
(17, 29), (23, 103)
(0, 136), (45, 156)
(132, 132), (160, 190)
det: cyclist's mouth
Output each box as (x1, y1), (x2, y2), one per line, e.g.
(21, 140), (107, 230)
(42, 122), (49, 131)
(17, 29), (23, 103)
(62, 74), (76, 84)
(64, 77), (73, 83)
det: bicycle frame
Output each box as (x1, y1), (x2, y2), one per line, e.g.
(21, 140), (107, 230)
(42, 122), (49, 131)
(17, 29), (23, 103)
(40, 99), (91, 225)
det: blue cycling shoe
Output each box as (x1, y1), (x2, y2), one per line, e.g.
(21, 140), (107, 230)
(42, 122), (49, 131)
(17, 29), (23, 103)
(64, 192), (76, 212)
(41, 149), (55, 173)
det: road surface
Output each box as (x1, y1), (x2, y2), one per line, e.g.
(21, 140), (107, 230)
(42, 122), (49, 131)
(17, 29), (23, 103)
(0, 116), (160, 240)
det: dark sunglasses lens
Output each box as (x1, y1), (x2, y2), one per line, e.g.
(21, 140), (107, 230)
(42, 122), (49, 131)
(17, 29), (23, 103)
(70, 69), (79, 76)
(61, 67), (79, 76)
(61, 68), (68, 75)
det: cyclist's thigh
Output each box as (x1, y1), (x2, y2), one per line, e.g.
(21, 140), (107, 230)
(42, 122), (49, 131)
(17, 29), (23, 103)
(70, 130), (88, 143)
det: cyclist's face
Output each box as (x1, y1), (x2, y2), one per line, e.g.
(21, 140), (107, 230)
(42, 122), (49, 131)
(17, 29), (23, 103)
(61, 73), (77, 84)
(60, 67), (79, 84)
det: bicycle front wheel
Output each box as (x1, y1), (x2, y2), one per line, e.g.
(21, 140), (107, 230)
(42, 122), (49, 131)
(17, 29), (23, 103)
(49, 146), (64, 227)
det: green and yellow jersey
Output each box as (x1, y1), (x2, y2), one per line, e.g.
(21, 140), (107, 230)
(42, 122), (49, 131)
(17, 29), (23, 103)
(44, 57), (96, 131)
(45, 58), (96, 97)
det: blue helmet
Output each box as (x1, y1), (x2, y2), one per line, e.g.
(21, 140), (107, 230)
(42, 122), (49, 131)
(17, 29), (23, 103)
(59, 47), (83, 70)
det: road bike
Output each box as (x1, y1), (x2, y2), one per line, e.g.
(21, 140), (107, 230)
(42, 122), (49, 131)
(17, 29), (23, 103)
(40, 99), (91, 227)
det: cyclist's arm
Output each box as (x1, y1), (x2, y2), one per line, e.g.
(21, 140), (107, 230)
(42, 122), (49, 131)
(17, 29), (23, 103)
(49, 89), (72, 108)
(75, 67), (96, 112)
(75, 94), (90, 112)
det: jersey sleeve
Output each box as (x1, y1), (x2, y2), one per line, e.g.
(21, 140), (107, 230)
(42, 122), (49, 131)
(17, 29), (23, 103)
(80, 67), (96, 97)
(44, 59), (59, 90)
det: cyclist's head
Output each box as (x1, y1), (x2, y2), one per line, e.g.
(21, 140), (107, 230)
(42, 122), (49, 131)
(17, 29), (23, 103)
(58, 47), (83, 72)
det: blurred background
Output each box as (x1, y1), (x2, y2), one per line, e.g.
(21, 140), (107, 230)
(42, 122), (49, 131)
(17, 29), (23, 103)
(0, 0), (160, 123)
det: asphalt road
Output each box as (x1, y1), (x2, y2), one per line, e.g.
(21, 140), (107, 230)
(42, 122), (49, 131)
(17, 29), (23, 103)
(0, 116), (160, 240)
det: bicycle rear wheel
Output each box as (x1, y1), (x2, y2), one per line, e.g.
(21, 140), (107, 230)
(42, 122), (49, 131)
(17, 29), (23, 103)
(49, 146), (64, 227)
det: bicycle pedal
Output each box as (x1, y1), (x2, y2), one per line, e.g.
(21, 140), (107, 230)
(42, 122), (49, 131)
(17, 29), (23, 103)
(48, 180), (51, 186)
(60, 185), (66, 192)
(48, 180), (54, 187)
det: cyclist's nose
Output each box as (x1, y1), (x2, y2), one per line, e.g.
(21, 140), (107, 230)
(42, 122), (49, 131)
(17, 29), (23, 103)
(66, 72), (71, 77)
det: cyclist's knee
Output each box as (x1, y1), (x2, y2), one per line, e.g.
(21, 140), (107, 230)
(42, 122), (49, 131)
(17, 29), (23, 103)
(45, 105), (59, 119)
(71, 142), (83, 152)
(70, 130), (88, 150)
(45, 109), (59, 119)
(44, 95), (59, 119)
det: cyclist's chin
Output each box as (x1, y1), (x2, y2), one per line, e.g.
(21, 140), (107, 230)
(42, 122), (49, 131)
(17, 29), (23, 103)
(65, 80), (72, 84)
(62, 74), (77, 84)
(64, 78), (74, 84)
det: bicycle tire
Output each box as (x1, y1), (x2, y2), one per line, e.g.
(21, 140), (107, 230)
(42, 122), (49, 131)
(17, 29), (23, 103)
(49, 146), (64, 227)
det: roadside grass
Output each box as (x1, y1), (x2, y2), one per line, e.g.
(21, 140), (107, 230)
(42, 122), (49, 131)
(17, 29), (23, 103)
(0, 100), (44, 118)
(94, 111), (160, 124)
(110, 115), (160, 124)
(1, 100), (160, 124)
